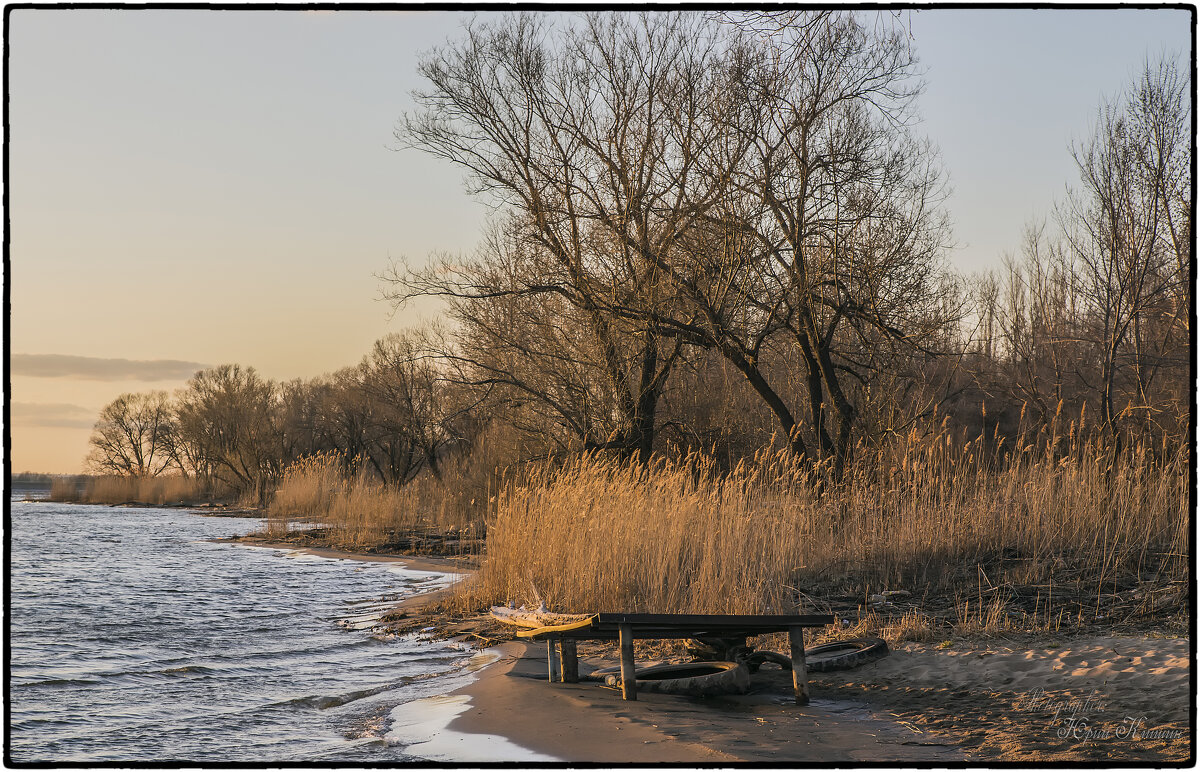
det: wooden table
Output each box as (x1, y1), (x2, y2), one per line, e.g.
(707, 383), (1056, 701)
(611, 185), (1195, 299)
(516, 612), (834, 704)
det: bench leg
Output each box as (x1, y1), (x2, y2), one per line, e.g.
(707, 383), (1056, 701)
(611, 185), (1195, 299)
(546, 639), (560, 683)
(619, 624), (637, 701)
(788, 625), (809, 705)
(560, 639), (579, 683)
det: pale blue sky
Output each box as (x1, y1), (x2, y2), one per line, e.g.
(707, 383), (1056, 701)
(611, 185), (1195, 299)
(7, 7), (1191, 472)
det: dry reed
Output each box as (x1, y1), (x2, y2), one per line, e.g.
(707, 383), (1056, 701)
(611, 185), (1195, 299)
(456, 422), (1188, 625)
(266, 450), (493, 550)
(49, 477), (83, 502)
(75, 475), (219, 506)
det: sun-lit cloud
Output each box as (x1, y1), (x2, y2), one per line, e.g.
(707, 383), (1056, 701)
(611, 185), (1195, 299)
(10, 402), (98, 429)
(11, 354), (208, 381)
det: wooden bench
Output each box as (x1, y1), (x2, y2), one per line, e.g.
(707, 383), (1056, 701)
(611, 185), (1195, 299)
(516, 612), (834, 704)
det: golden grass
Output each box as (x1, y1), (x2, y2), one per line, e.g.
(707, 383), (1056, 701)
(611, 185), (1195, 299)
(257, 413), (1187, 638)
(455, 424), (1189, 625)
(266, 451), (493, 550)
(77, 475), (218, 506)
(49, 477), (82, 502)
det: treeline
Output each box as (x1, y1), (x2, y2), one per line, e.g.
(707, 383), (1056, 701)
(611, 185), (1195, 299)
(84, 12), (1190, 500)
(83, 334), (477, 501)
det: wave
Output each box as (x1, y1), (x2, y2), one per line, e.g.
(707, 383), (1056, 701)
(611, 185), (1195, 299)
(12, 677), (104, 689)
(272, 683), (399, 711)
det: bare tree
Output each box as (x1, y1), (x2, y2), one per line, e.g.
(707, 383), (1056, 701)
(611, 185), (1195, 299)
(392, 13), (740, 460)
(714, 11), (956, 477)
(1059, 55), (1191, 437)
(983, 222), (1088, 430)
(86, 391), (178, 477)
(396, 11), (956, 478)
(359, 329), (474, 480)
(175, 364), (284, 497)
(397, 219), (685, 458)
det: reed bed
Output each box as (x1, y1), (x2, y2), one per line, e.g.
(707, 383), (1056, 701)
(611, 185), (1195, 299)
(266, 452), (492, 550)
(48, 477), (83, 502)
(74, 475), (219, 506)
(457, 424), (1189, 627)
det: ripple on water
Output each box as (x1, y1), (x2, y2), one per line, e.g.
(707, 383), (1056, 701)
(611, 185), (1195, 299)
(8, 501), (473, 763)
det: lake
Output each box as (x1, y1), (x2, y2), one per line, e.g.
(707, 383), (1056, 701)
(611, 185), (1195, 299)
(8, 496), (515, 763)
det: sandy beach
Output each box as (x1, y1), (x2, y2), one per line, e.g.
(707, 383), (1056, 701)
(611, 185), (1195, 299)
(230, 538), (1191, 764)
(446, 641), (964, 763)
(442, 634), (1190, 764)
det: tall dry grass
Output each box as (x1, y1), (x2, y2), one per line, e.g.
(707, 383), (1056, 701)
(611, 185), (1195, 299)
(49, 477), (83, 502)
(458, 420), (1188, 621)
(266, 450), (494, 549)
(77, 475), (221, 506)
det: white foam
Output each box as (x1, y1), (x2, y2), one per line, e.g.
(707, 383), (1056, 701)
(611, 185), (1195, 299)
(385, 651), (558, 762)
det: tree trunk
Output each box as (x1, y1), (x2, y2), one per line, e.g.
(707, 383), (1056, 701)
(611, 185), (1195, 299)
(719, 343), (809, 459)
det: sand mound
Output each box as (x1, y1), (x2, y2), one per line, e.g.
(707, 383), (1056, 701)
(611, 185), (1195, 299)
(812, 635), (1190, 762)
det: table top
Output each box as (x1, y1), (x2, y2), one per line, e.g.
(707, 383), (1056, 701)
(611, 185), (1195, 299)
(517, 612), (834, 641)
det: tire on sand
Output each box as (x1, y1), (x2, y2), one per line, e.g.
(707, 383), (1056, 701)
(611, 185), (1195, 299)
(603, 661), (750, 696)
(803, 637), (889, 672)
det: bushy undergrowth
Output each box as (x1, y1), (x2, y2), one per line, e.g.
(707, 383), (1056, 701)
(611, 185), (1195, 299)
(455, 425), (1188, 624)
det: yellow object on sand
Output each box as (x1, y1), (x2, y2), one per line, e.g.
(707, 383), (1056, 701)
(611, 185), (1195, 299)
(515, 616), (598, 640)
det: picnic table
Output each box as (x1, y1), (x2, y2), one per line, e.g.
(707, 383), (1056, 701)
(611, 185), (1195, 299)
(515, 612), (834, 704)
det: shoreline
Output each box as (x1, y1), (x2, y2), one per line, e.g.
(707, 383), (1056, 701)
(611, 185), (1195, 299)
(225, 536), (473, 574)
(445, 633), (1191, 764)
(214, 538), (1190, 764)
(445, 640), (966, 764)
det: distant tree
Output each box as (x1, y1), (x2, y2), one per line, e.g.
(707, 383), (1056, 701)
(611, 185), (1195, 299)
(175, 365), (283, 498)
(359, 329), (478, 481)
(983, 222), (1087, 431)
(276, 375), (342, 463)
(85, 391), (178, 477)
(1059, 55), (1191, 437)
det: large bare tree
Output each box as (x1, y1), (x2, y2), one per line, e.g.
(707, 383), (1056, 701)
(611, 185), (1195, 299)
(394, 11), (957, 477)
(391, 13), (742, 459)
(722, 11), (956, 477)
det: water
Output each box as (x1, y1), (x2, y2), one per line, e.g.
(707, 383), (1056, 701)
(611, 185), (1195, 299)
(7, 497), (497, 763)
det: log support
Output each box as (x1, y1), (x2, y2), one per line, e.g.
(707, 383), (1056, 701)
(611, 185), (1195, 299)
(788, 625), (810, 705)
(619, 624), (637, 701)
(560, 639), (579, 683)
(546, 639), (560, 683)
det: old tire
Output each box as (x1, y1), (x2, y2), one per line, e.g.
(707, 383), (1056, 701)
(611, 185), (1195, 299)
(803, 638), (889, 672)
(741, 650), (795, 673)
(603, 661), (750, 696)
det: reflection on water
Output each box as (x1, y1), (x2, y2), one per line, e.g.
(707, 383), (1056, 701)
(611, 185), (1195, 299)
(8, 499), (482, 763)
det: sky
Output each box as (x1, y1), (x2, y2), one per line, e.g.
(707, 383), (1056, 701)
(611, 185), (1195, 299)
(7, 7), (1191, 473)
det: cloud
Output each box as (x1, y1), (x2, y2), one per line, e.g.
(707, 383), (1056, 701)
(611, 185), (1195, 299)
(11, 354), (208, 382)
(10, 402), (98, 429)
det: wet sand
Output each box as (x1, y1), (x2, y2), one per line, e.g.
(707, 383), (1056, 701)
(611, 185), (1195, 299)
(448, 634), (1190, 764)
(447, 641), (964, 763)
(224, 539), (1191, 763)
